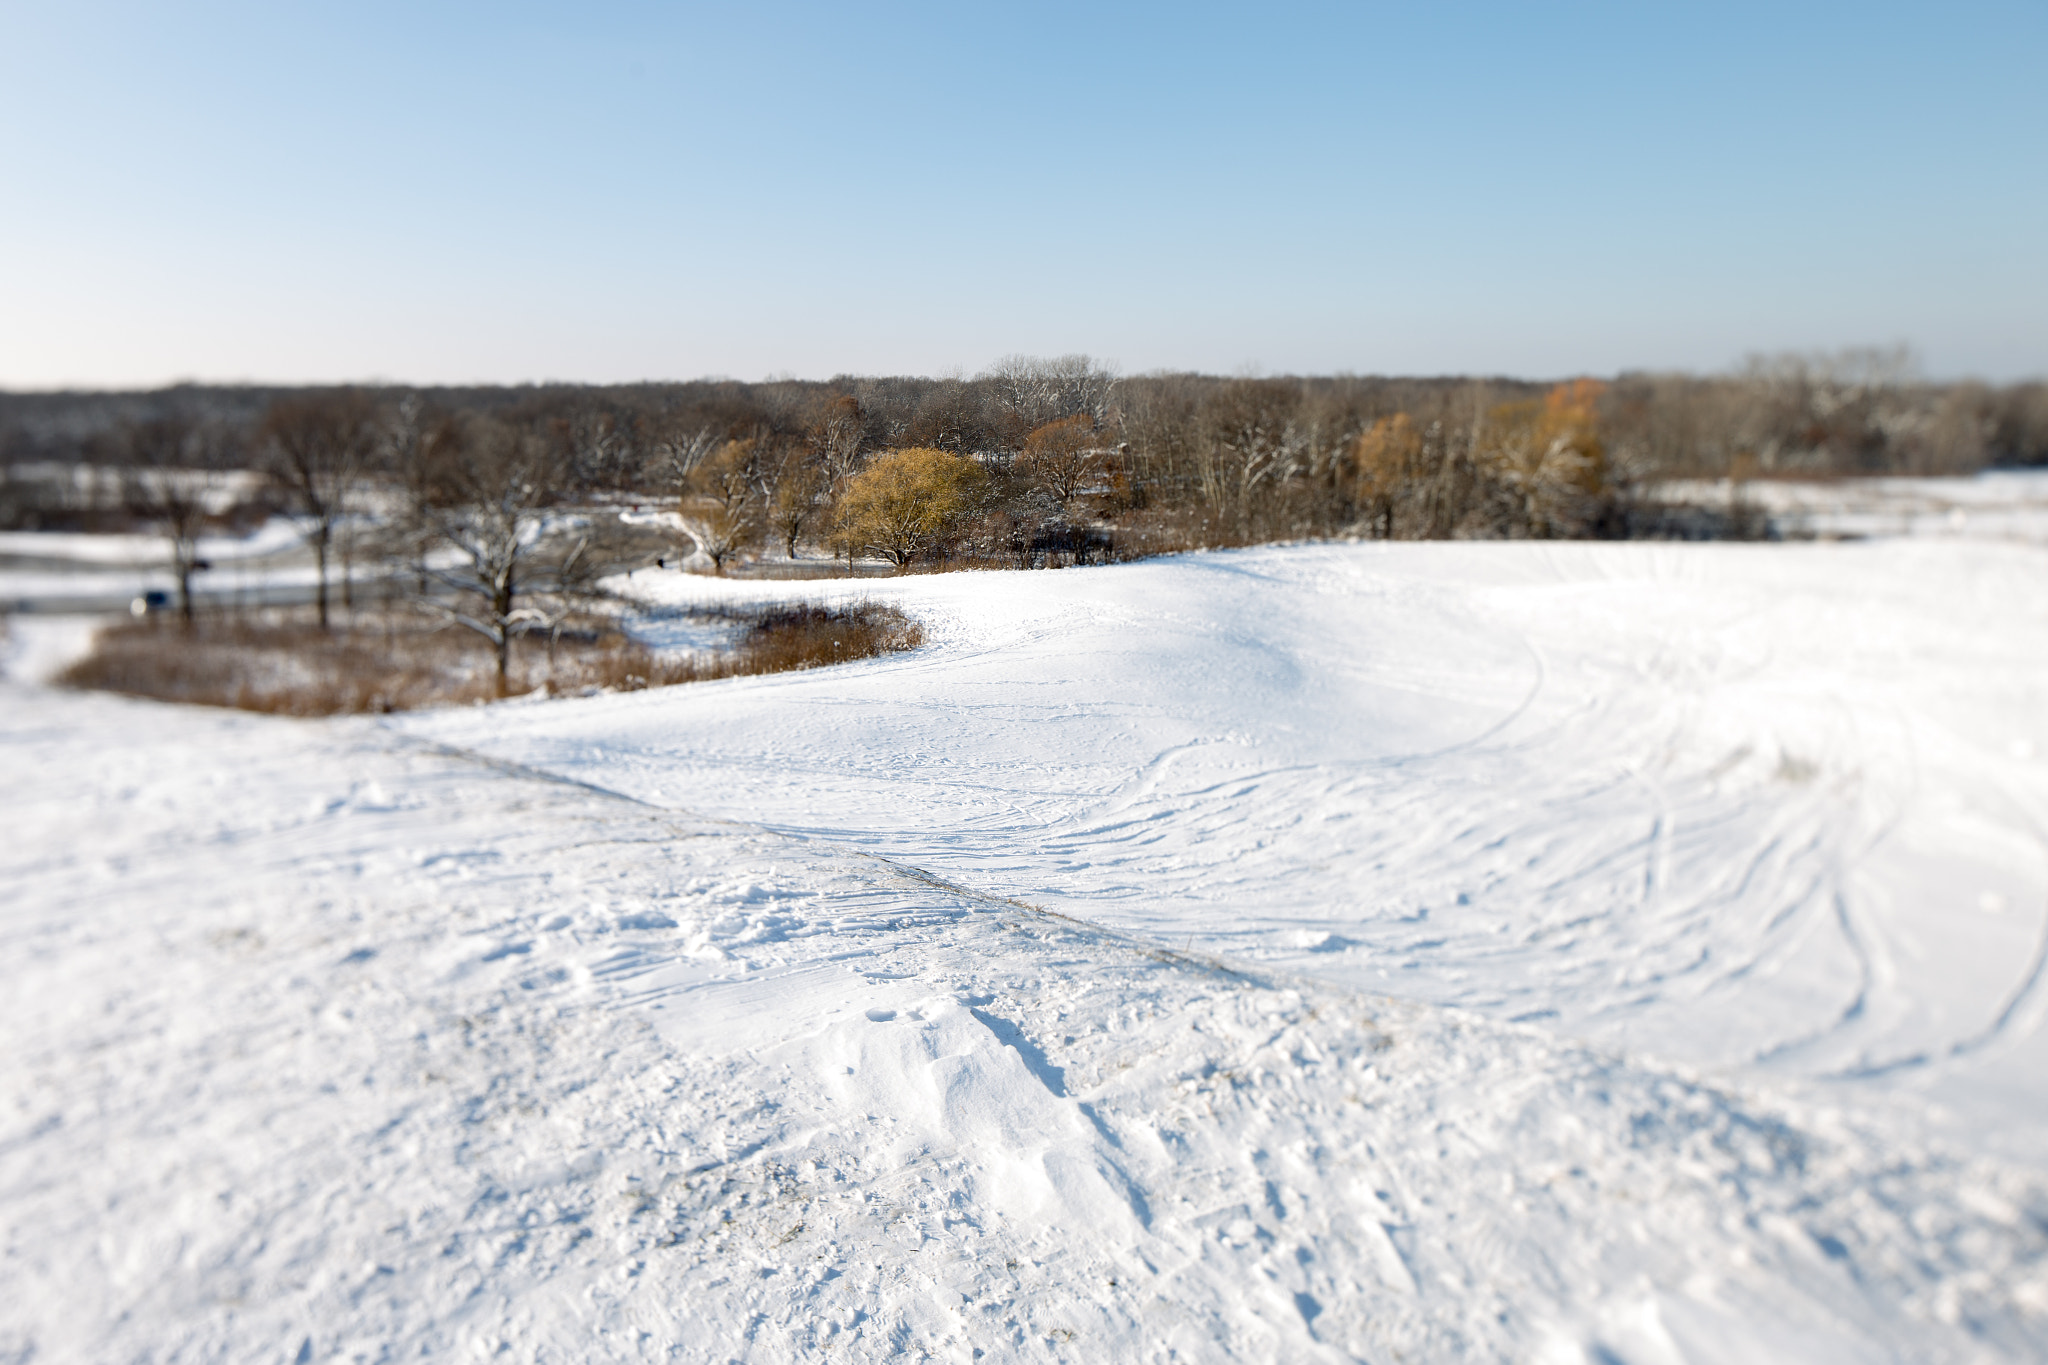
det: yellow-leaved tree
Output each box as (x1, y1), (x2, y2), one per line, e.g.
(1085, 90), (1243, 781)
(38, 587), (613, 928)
(832, 447), (990, 570)
(679, 438), (762, 573)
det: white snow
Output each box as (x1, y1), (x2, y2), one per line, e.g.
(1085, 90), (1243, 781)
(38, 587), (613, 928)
(0, 517), (309, 567)
(0, 516), (328, 610)
(0, 613), (103, 683)
(6, 532), (2048, 1362)
(438, 541), (2048, 1157)
(1660, 469), (2048, 544)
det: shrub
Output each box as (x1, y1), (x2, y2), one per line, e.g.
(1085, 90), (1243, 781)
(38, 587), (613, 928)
(736, 601), (922, 672)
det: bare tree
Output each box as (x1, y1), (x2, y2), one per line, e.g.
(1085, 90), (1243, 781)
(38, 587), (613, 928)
(982, 354), (1120, 430)
(411, 414), (590, 693)
(1989, 383), (2048, 466)
(260, 389), (380, 629)
(804, 393), (868, 493)
(561, 403), (640, 490)
(766, 445), (828, 557)
(1198, 379), (1307, 514)
(649, 417), (721, 492)
(1893, 381), (1992, 475)
(120, 413), (234, 627)
(903, 380), (1003, 454)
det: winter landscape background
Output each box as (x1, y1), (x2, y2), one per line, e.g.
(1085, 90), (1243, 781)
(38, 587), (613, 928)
(6, 479), (2048, 1360)
(7, 2), (2047, 1358)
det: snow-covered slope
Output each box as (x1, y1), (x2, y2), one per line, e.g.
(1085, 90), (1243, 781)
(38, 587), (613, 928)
(422, 542), (2048, 1158)
(6, 538), (2048, 1362)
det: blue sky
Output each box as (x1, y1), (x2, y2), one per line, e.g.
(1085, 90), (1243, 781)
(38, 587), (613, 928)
(3, 1), (2043, 386)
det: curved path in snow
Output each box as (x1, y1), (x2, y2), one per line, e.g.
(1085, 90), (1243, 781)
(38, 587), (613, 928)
(410, 540), (2048, 1156)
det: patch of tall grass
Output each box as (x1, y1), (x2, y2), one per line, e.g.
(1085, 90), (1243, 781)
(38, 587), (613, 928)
(56, 600), (922, 715)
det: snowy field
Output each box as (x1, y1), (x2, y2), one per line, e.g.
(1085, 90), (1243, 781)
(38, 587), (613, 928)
(1659, 470), (2048, 545)
(5, 531), (2048, 1361)
(0, 520), (321, 613)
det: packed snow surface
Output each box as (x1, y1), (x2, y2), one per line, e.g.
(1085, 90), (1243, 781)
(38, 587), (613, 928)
(6, 538), (2048, 1362)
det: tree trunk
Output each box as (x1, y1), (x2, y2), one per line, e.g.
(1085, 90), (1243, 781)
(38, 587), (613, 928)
(493, 575), (515, 696)
(313, 525), (331, 631)
(341, 529), (355, 614)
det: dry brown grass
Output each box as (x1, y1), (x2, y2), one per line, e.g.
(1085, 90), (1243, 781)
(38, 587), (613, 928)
(58, 613), (482, 715)
(585, 600), (924, 687)
(734, 601), (923, 673)
(56, 599), (923, 715)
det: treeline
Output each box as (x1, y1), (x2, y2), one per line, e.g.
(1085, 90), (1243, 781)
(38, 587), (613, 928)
(5, 352), (2047, 560)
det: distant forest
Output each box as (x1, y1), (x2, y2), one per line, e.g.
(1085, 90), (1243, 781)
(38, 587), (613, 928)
(6, 352), (2046, 561)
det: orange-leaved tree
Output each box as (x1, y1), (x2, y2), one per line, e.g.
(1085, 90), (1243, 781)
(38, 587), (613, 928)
(1018, 414), (1105, 505)
(1479, 379), (1607, 537)
(832, 447), (990, 570)
(1351, 412), (1427, 538)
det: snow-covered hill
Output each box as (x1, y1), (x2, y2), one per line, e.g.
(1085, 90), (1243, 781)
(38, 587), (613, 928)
(6, 539), (2047, 1362)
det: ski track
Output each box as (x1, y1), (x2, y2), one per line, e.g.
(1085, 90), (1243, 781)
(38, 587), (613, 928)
(412, 542), (2048, 1129)
(5, 537), (2048, 1361)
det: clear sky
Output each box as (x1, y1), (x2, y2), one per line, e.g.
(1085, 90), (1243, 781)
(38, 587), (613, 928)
(3, 1), (2043, 387)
